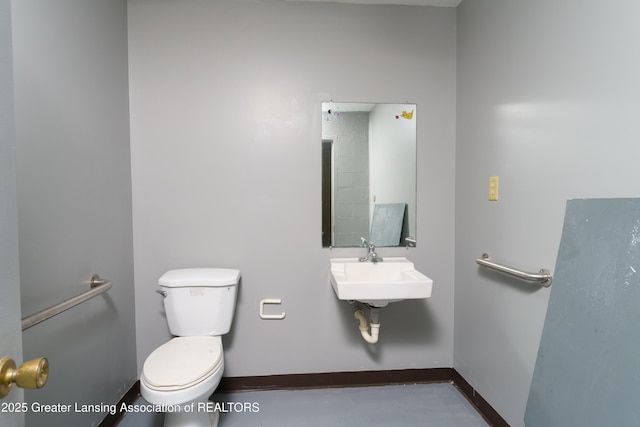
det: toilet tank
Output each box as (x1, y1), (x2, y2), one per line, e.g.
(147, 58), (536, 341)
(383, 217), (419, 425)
(158, 268), (240, 337)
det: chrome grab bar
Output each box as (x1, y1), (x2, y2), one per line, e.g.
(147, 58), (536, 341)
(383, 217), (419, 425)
(476, 253), (552, 287)
(21, 274), (112, 331)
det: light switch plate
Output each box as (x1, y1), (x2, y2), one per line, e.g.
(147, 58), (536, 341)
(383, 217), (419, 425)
(488, 176), (499, 201)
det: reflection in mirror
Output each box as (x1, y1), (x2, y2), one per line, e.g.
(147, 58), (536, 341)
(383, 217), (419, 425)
(321, 102), (417, 248)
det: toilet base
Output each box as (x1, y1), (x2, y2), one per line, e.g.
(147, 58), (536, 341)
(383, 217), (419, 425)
(163, 402), (219, 427)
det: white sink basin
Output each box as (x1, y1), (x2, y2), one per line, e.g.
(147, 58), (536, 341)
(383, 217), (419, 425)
(329, 257), (433, 307)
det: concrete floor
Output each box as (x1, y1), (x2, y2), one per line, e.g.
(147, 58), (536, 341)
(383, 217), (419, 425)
(116, 382), (489, 427)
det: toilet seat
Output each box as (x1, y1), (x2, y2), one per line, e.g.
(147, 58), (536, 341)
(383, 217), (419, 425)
(141, 336), (223, 392)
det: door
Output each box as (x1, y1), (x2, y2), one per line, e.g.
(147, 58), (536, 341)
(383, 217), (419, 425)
(321, 139), (333, 247)
(1, 0), (25, 425)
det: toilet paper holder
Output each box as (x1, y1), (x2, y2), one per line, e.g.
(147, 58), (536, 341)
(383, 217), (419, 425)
(259, 299), (286, 320)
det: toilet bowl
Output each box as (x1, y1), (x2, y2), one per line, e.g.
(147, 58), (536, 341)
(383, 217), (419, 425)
(141, 269), (240, 427)
(141, 336), (224, 426)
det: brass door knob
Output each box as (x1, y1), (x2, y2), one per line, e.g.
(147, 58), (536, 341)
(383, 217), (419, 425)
(0, 357), (49, 398)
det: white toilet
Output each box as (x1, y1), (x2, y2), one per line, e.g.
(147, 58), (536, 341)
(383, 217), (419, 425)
(141, 268), (240, 427)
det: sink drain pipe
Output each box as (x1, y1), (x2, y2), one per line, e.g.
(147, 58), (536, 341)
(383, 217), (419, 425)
(354, 306), (380, 344)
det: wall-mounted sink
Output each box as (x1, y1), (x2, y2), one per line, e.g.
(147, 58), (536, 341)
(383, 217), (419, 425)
(329, 257), (432, 307)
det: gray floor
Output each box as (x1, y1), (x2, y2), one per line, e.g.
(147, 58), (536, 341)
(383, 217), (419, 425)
(117, 383), (489, 427)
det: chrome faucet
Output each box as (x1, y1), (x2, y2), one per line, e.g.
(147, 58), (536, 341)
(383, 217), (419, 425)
(359, 238), (383, 263)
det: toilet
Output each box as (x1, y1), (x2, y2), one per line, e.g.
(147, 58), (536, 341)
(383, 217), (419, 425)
(141, 268), (240, 427)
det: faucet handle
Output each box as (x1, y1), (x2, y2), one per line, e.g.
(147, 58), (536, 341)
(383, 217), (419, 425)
(360, 237), (369, 247)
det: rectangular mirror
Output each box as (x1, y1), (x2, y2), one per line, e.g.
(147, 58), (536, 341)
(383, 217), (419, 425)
(321, 102), (417, 248)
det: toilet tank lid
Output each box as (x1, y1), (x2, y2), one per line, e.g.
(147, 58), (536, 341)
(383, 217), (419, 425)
(159, 268), (240, 287)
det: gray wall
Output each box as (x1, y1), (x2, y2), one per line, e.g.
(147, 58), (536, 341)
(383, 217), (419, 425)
(129, 0), (457, 376)
(12, 1), (137, 426)
(455, 0), (640, 425)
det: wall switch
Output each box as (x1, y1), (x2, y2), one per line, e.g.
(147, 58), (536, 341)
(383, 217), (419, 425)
(488, 176), (499, 201)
